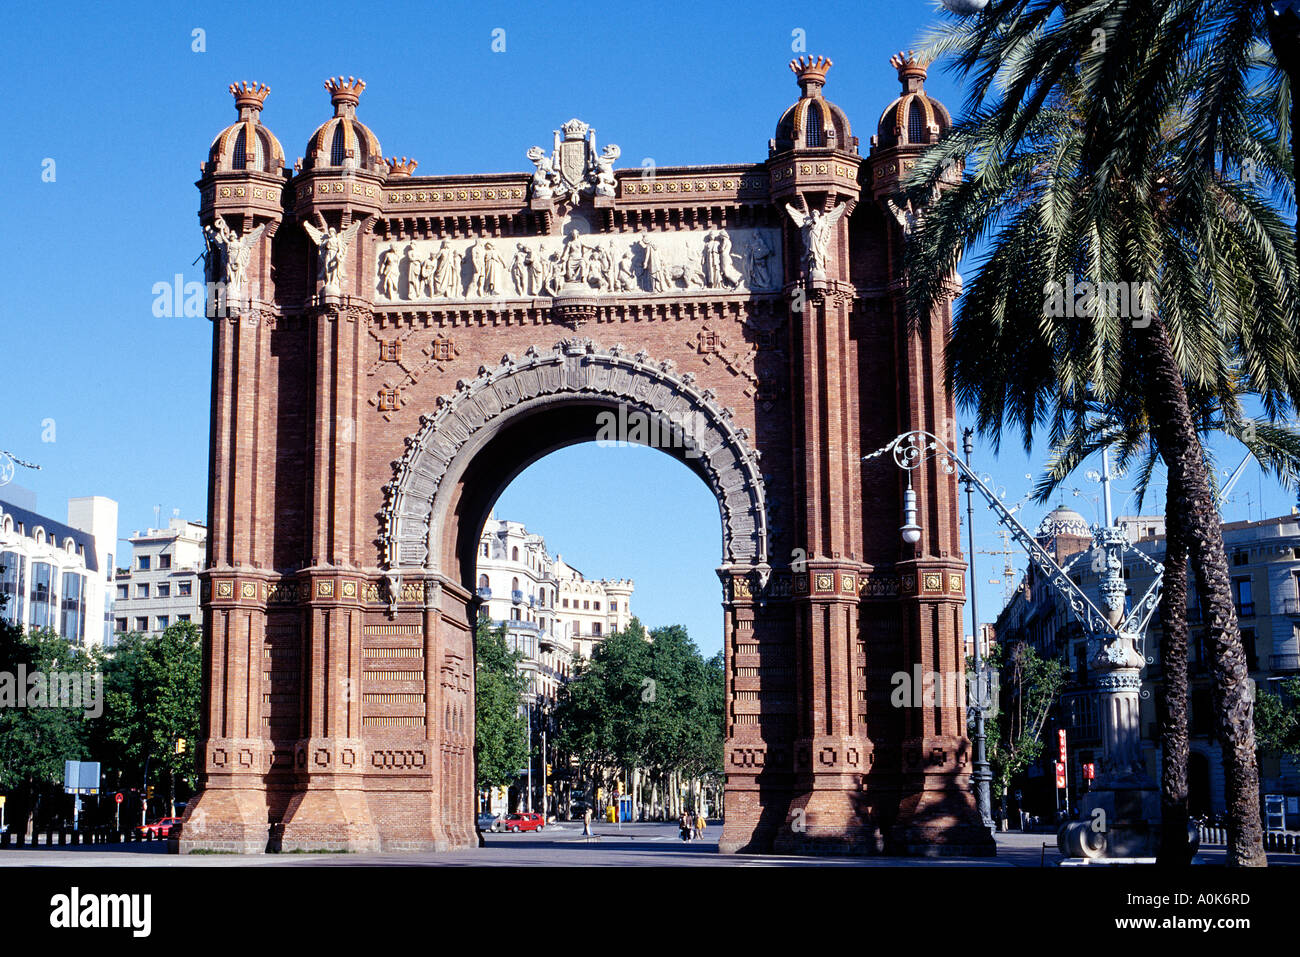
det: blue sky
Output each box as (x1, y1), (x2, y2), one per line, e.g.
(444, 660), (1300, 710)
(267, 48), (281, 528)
(1, 0), (1296, 656)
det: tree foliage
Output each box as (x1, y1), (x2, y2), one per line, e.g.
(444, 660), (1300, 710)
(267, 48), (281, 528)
(473, 617), (528, 790)
(1255, 677), (1300, 761)
(976, 641), (1066, 805)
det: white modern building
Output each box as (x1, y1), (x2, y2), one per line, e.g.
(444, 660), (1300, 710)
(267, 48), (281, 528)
(0, 491), (119, 648)
(476, 515), (634, 705)
(113, 518), (207, 636)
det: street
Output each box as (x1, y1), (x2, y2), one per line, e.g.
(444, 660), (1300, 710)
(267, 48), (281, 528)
(0, 824), (1296, 867)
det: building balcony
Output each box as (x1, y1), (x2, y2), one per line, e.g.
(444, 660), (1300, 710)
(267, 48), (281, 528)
(512, 589), (525, 604)
(1237, 602), (1256, 619)
(1281, 598), (1300, 616)
(477, 587), (492, 599)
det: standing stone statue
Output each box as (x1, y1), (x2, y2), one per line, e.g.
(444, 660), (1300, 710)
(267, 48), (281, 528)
(717, 231), (743, 288)
(431, 241), (457, 298)
(511, 243), (530, 295)
(402, 243), (421, 299)
(744, 233), (773, 289)
(482, 242), (507, 296)
(468, 241), (487, 297)
(640, 235), (669, 292)
(377, 243), (400, 299)
(531, 242), (551, 296)
(560, 228), (587, 285)
(784, 202), (848, 280)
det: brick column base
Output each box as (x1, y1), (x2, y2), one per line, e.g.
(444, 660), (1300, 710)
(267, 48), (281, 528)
(170, 786), (272, 854)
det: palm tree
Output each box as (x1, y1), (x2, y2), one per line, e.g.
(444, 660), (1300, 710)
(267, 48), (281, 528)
(903, 2), (1299, 864)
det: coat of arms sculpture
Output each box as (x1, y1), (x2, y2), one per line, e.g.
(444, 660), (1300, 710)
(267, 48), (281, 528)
(527, 118), (620, 205)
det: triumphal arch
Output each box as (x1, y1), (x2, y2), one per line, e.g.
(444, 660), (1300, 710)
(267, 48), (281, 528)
(176, 53), (994, 856)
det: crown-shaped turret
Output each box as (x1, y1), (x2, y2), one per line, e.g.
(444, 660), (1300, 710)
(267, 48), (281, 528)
(386, 156), (419, 177)
(790, 55), (833, 94)
(325, 75), (366, 113)
(230, 81), (271, 115)
(889, 51), (931, 94)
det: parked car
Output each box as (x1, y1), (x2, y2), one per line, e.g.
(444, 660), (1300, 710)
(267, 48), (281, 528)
(477, 812), (504, 832)
(502, 812), (545, 832)
(136, 817), (183, 839)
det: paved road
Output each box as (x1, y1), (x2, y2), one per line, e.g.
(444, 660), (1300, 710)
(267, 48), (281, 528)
(0, 823), (1294, 866)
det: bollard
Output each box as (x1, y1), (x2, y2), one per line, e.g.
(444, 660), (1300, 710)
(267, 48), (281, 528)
(0, 832), (9, 849)
(59, 830), (67, 846)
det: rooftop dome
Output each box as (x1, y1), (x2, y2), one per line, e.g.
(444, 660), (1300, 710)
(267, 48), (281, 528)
(875, 52), (951, 150)
(302, 76), (384, 172)
(771, 56), (857, 155)
(206, 81), (286, 174)
(1037, 506), (1093, 540)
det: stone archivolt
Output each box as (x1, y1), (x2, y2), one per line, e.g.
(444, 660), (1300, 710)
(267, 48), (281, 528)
(382, 338), (769, 573)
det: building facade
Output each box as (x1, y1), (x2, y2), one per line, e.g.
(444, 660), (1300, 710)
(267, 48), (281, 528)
(179, 54), (990, 856)
(476, 515), (633, 704)
(0, 493), (118, 648)
(992, 507), (1300, 822)
(113, 518), (207, 636)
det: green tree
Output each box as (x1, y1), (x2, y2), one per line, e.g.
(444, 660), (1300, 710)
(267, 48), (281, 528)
(96, 622), (202, 815)
(473, 617), (528, 792)
(1255, 676), (1300, 760)
(906, 1), (1298, 865)
(975, 642), (1067, 817)
(0, 618), (97, 833)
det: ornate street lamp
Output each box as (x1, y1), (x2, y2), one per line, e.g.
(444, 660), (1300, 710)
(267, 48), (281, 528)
(866, 430), (1165, 859)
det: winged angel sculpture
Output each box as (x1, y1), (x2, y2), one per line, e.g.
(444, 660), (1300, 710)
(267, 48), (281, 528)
(784, 202), (848, 281)
(303, 219), (364, 294)
(203, 214), (268, 301)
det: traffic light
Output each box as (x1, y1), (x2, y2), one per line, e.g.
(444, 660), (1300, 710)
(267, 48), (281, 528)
(546, 784), (553, 796)
(545, 763), (552, 778)
(147, 786), (155, 800)
(175, 738), (187, 754)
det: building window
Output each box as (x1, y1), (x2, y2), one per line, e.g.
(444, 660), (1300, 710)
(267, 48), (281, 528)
(562, 598), (569, 608)
(594, 601), (601, 610)
(137, 583), (150, 599)
(159, 554), (172, 570)
(135, 617), (149, 632)
(805, 102), (824, 147)
(178, 580), (192, 597)
(138, 555), (151, 571)
(482, 543), (489, 557)
(1233, 577), (1254, 618)
(29, 562), (53, 629)
(583, 600), (590, 610)
(1241, 628), (1258, 671)
(178, 614), (191, 623)
(115, 618), (127, 633)
(117, 583), (129, 600)
(157, 582), (171, 598)
(593, 622), (602, 637)
(60, 572), (85, 643)
(1, 551), (25, 626)
(157, 616), (169, 630)
(512, 546), (519, 562)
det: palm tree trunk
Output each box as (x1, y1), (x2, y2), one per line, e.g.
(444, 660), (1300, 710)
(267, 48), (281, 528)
(1155, 499), (1192, 865)
(1138, 319), (1266, 866)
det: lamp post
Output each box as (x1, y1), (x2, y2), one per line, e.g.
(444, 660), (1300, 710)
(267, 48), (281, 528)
(961, 428), (995, 833)
(866, 430), (1164, 858)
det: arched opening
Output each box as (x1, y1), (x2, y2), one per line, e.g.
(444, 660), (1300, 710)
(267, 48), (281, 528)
(381, 340), (771, 849)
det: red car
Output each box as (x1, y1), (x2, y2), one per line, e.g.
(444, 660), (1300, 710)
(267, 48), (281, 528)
(137, 817), (183, 839)
(502, 813), (545, 832)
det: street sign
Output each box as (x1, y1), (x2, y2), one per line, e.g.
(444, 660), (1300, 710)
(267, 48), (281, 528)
(1082, 762), (1095, 780)
(1055, 761), (1067, 789)
(1057, 729), (1067, 764)
(115, 792), (123, 804)
(63, 760), (101, 795)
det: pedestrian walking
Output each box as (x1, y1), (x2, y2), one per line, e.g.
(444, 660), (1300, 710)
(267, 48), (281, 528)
(582, 806), (593, 836)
